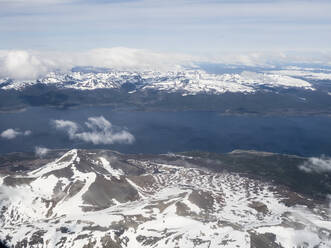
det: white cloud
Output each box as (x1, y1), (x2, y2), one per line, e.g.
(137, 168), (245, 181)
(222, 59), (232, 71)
(0, 129), (21, 139)
(85, 116), (111, 130)
(0, 50), (59, 80)
(204, 51), (331, 67)
(83, 47), (195, 71)
(52, 120), (78, 139)
(35, 146), (50, 157)
(53, 116), (135, 145)
(0, 47), (331, 80)
(24, 130), (32, 136)
(0, 48), (196, 80)
(299, 156), (331, 173)
(0, 128), (32, 139)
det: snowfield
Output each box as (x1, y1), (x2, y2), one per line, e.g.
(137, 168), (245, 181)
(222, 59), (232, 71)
(0, 149), (330, 247)
(0, 69), (314, 95)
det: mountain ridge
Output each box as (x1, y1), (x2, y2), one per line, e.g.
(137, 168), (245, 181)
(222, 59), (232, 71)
(0, 149), (330, 247)
(1, 69), (313, 93)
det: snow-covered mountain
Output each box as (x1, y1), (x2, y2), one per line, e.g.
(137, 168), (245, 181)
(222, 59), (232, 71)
(0, 69), (314, 95)
(0, 149), (330, 248)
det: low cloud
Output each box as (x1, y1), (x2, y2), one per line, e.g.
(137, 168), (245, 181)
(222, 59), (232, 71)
(35, 146), (50, 157)
(24, 130), (32, 136)
(52, 120), (78, 139)
(299, 156), (331, 173)
(0, 48), (195, 80)
(0, 50), (58, 80)
(1, 48), (331, 80)
(52, 116), (135, 145)
(0, 128), (31, 139)
(83, 47), (195, 71)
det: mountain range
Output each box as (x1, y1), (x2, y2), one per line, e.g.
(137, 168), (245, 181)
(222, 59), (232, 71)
(0, 149), (330, 247)
(1, 67), (331, 115)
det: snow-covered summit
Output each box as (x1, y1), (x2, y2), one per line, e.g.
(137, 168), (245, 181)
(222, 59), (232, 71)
(0, 69), (314, 95)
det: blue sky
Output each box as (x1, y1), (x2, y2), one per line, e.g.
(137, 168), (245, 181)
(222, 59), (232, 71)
(1, 0), (330, 55)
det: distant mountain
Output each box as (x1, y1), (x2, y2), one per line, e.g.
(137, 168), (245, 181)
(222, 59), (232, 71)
(0, 69), (314, 93)
(0, 149), (330, 247)
(1, 67), (331, 115)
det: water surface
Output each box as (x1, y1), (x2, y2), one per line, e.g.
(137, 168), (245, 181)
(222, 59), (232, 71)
(1, 106), (331, 156)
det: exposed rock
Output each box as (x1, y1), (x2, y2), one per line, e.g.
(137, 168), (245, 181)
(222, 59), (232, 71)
(0, 149), (330, 247)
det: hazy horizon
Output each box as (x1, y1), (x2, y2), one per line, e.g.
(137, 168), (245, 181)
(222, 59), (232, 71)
(1, 1), (331, 55)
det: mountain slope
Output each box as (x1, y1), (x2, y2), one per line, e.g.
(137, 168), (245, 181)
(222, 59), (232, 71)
(1, 68), (331, 115)
(0, 149), (330, 247)
(1, 69), (313, 93)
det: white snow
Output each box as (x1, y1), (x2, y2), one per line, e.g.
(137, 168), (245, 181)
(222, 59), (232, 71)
(0, 150), (330, 247)
(0, 69), (315, 94)
(99, 157), (124, 179)
(272, 68), (331, 81)
(256, 226), (326, 248)
(29, 149), (78, 177)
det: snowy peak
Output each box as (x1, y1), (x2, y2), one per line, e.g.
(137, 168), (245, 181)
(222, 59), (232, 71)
(1, 149), (142, 219)
(29, 149), (128, 180)
(0, 69), (314, 94)
(28, 149), (79, 177)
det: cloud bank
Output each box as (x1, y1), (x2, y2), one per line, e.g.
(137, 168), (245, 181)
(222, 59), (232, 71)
(299, 156), (331, 173)
(1, 47), (331, 80)
(0, 128), (31, 139)
(52, 116), (135, 145)
(0, 48), (197, 80)
(0, 50), (60, 80)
